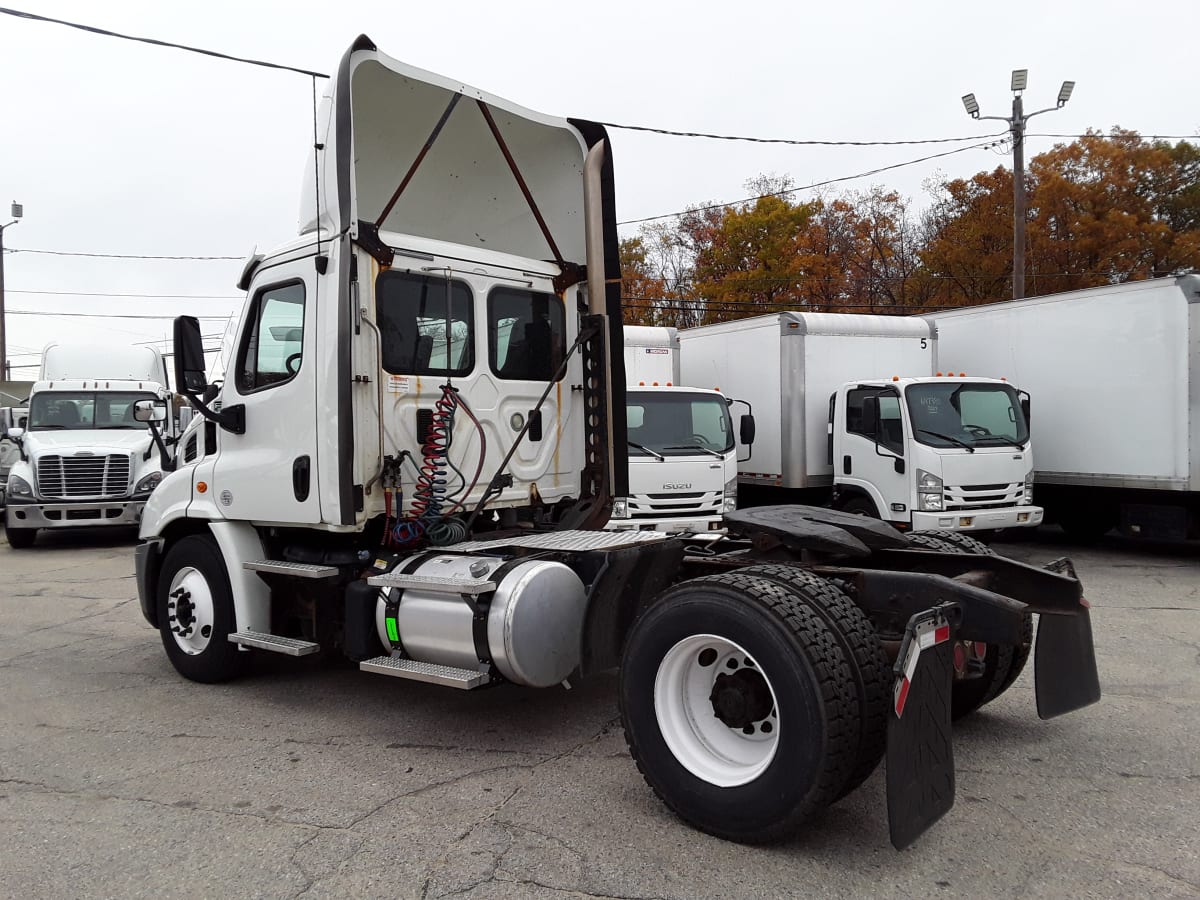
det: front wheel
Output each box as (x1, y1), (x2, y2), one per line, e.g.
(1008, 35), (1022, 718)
(156, 534), (247, 683)
(837, 495), (879, 518)
(620, 573), (857, 844)
(4, 526), (37, 548)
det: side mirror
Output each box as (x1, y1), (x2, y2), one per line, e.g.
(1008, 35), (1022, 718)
(861, 396), (880, 437)
(173, 316), (208, 394)
(133, 399), (167, 424)
(5, 427), (24, 441)
(1019, 390), (1031, 428)
(739, 414), (756, 445)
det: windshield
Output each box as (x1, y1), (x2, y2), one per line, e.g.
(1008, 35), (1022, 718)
(626, 391), (734, 456)
(906, 383), (1028, 449)
(28, 392), (158, 431)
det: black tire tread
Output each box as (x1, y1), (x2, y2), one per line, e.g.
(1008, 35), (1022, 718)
(621, 571), (859, 843)
(4, 526), (36, 548)
(737, 564), (889, 799)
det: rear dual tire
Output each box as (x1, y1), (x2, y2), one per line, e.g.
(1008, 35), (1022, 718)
(907, 531), (1033, 719)
(620, 572), (863, 844)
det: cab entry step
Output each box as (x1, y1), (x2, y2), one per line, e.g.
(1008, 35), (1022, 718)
(243, 560), (338, 579)
(360, 655), (489, 689)
(228, 631), (320, 656)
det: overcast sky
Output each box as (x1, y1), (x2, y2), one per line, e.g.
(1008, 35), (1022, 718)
(1, 0), (1196, 383)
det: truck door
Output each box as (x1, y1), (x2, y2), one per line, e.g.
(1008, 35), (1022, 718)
(212, 264), (321, 524)
(837, 387), (909, 520)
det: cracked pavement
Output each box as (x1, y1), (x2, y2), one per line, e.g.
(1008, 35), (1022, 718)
(1, 526), (1197, 899)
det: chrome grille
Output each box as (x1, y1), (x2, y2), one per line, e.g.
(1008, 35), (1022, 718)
(945, 481), (1022, 511)
(629, 490), (723, 518)
(36, 454), (132, 499)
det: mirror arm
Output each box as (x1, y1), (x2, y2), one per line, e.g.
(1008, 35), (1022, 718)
(145, 420), (176, 472)
(182, 390), (245, 436)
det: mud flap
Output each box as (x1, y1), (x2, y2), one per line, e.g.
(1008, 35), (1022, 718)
(1034, 601), (1101, 719)
(886, 604), (959, 850)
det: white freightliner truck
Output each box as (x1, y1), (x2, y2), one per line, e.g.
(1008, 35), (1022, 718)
(4, 343), (174, 547)
(133, 37), (1099, 850)
(607, 326), (751, 538)
(926, 275), (1200, 541)
(678, 313), (1043, 534)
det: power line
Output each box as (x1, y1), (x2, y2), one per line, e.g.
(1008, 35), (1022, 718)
(7, 289), (240, 300)
(0, 7), (327, 78)
(600, 121), (1009, 147)
(3, 247), (242, 260)
(1027, 132), (1199, 141)
(6, 310), (231, 320)
(618, 140), (1000, 226)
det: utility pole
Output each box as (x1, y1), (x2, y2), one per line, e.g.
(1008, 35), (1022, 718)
(0, 201), (24, 380)
(961, 71), (1074, 301)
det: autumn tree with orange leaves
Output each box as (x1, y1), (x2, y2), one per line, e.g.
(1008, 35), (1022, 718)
(621, 130), (1200, 325)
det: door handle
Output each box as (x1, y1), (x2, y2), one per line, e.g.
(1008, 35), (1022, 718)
(843, 454), (852, 475)
(293, 455), (311, 502)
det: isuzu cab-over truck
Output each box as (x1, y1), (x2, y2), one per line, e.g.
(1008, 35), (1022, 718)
(134, 37), (1098, 850)
(679, 313), (1043, 535)
(607, 326), (751, 538)
(4, 343), (173, 547)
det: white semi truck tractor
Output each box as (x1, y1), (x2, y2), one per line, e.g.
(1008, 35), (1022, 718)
(679, 313), (1043, 535)
(608, 326), (753, 538)
(4, 343), (174, 547)
(133, 37), (1099, 850)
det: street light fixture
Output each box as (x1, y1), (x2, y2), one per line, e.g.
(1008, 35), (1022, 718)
(960, 70), (1075, 300)
(0, 201), (22, 380)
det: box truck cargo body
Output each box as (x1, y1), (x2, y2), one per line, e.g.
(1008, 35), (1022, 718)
(679, 313), (1041, 533)
(926, 275), (1200, 540)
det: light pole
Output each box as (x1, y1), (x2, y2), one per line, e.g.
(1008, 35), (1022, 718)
(962, 71), (1074, 300)
(0, 201), (23, 380)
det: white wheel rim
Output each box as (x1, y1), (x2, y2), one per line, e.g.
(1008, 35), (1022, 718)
(653, 634), (780, 787)
(166, 566), (215, 655)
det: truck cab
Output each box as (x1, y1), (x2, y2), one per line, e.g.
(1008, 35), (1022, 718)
(4, 344), (173, 547)
(830, 375), (1043, 532)
(608, 385), (740, 537)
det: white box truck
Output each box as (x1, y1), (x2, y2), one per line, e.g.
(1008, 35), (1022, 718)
(131, 35), (1097, 851)
(608, 326), (750, 538)
(926, 275), (1200, 541)
(679, 313), (1042, 534)
(4, 343), (174, 547)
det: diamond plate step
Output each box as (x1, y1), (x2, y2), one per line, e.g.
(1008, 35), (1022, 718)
(359, 655), (489, 689)
(244, 560), (338, 579)
(366, 573), (496, 595)
(228, 631), (320, 656)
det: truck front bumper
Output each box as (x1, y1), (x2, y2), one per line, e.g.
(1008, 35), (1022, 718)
(911, 505), (1043, 532)
(5, 497), (147, 529)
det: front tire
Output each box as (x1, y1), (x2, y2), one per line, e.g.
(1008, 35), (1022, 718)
(157, 534), (247, 683)
(838, 495), (879, 518)
(5, 526), (37, 548)
(620, 573), (857, 844)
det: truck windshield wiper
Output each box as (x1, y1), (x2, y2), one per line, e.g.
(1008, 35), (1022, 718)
(916, 428), (975, 453)
(664, 443), (724, 458)
(628, 440), (665, 462)
(975, 435), (1026, 450)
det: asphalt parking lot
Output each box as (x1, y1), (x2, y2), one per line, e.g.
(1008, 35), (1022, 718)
(1, 526), (1197, 899)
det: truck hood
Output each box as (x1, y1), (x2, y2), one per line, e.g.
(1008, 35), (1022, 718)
(938, 446), (1030, 486)
(627, 455), (728, 495)
(24, 430), (150, 455)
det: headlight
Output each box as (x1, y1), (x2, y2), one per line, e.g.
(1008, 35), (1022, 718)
(1021, 472), (1034, 505)
(135, 472), (163, 495)
(8, 474), (32, 497)
(722, 476), (738, 513)
(916, 468), (943, 510)
(610, 497), (630, 519)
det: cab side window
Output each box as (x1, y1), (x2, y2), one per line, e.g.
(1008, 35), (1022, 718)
(488, 288), (566, 381)
(846, 388), (904, 454)
(377, 271), (474, 376)
(237, 282), (306, 393)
